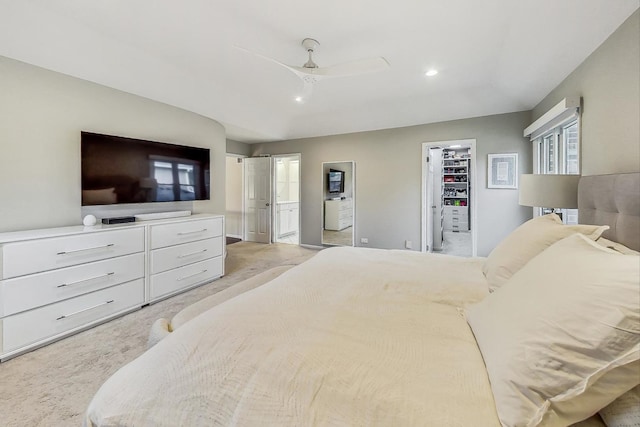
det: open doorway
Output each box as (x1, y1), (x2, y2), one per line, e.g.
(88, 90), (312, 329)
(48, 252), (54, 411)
(225, 154), (244, 244)
(421, 140), (477, 257)
(273, 154), (301, 245)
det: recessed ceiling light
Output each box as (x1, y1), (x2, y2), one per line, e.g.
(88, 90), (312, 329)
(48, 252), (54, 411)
(295, 96), (303, 103)
(425, 69), (438, 77)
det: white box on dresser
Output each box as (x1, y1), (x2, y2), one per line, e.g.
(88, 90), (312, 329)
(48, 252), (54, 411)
(0, 213), (225, 361)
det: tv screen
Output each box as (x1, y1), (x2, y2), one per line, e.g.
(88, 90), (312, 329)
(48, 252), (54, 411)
(81, 132), (210, 206)
(328, 169), (345, 193)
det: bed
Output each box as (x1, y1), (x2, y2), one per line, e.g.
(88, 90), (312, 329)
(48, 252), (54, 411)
(84, 173), (639, 427)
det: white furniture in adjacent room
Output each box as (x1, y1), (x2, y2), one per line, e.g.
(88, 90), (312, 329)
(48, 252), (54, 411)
(324, 199), (353, 231)
(276, 201), (299, 238)
(0, 214), (224, 361)
(443, 206), (469, 232)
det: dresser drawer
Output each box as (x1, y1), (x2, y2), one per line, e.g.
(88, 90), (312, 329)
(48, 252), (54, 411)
(443, 206), (468, 216)
(444, 220), (469, 231)
(0, 228), (144, 279)
(0, 253), (144, 317)
(150, 218), (223, 249)
(2, 279), (144, 353)
(150, 237), (223, 275)
(150, 257), (223, 301)
(444, 213), (468, 223)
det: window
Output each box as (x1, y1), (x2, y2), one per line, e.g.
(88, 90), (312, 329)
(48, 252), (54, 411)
(152, 159), (198, 202)
(534, 119), (580, 224)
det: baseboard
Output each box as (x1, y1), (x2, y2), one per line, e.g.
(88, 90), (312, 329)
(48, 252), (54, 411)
(300, 244), (324, 250)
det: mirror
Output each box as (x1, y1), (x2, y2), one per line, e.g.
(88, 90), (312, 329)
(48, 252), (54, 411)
(321, 161), (355, 246)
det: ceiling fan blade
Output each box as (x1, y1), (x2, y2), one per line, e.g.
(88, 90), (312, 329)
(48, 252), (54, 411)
(314, 57), (390, 78)
(235, 45), (389, 84)
(234, 45), (308, 80)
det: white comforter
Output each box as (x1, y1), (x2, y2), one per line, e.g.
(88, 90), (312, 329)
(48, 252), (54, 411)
(85, 247), (501, 426)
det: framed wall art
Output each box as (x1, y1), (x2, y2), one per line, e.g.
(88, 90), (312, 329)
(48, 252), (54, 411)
(487, 153), (518, 189)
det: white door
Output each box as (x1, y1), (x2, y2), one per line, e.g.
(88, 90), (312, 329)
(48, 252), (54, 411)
(243, 157), (272, 243)
(425, 149), (435, 252)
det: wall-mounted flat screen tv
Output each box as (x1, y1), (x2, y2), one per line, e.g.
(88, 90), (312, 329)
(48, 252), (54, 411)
(328, 169), (345, 193)
(81, 132), (210, 206)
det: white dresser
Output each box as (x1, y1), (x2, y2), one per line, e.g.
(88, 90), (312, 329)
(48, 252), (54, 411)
(443, 206), (469, 231)
(148, 216), (224, 302)
(324, 199), (353, 231)
(0, 214), (224, 360)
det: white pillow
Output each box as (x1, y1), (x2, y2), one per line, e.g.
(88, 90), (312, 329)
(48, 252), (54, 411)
(482, 214), (608, 291)
(599, 385), (640, 427)
(467, 233), (640, 427)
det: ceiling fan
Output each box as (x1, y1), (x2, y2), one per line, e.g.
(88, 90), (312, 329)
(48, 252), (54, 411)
(236, 38), (390, 100)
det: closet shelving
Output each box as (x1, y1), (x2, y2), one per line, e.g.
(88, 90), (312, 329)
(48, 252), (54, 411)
(442, 151), (470, 232)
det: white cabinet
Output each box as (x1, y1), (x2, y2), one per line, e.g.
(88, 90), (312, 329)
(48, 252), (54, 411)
(325, 199), (353, 231)
(443, 206), (469, 232)
(150, 217), (223, 249)
(0, 226), (145, 360)
(0, 214), (224, 361)
(2, 279), (144, 354)
(150, 257), (223, 300)
(148, 217), (224, 302)
(277, 202), (299, 238)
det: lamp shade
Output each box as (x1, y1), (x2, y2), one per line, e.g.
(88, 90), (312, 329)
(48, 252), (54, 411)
(519, 174), (580, 209)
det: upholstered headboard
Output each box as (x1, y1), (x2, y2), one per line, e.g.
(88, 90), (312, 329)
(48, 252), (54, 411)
(578, 172), (640, 251)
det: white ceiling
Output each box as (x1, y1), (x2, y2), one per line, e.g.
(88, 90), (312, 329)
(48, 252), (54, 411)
(0, 1), (638, 143)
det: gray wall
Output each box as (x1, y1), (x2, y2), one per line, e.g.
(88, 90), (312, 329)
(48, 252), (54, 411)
(226, 139), (251, 157)
(252, 111), (532, 256)
(532, 10), (639, 176)
(0, 56), (226, 233)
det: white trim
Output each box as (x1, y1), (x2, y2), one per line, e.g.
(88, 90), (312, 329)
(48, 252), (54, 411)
(421, 139), (477, 256)
(524, 96), (580, 139)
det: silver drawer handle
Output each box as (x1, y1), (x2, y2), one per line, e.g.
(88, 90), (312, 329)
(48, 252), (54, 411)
(57, 244), (114, 255)
(57, 272), (115, 288)
(177, 249), (208, 259)
(177, 229), (207, 236)
(177, 269), (208, 281)
(56, 300), (114, 320)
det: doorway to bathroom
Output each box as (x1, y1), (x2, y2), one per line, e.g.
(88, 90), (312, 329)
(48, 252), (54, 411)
(273, 154), (301, 245)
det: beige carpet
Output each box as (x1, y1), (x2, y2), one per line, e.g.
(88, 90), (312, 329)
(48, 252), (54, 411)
(322, 226), (353, 246)
(0, 242), (318, 427)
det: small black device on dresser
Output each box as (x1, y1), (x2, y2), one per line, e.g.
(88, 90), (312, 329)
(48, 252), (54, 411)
(102, 216), (136, 225)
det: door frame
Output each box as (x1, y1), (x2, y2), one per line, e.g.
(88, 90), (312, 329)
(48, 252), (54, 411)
(421, 139), (478, 256)
(271, 153), (302, 245)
